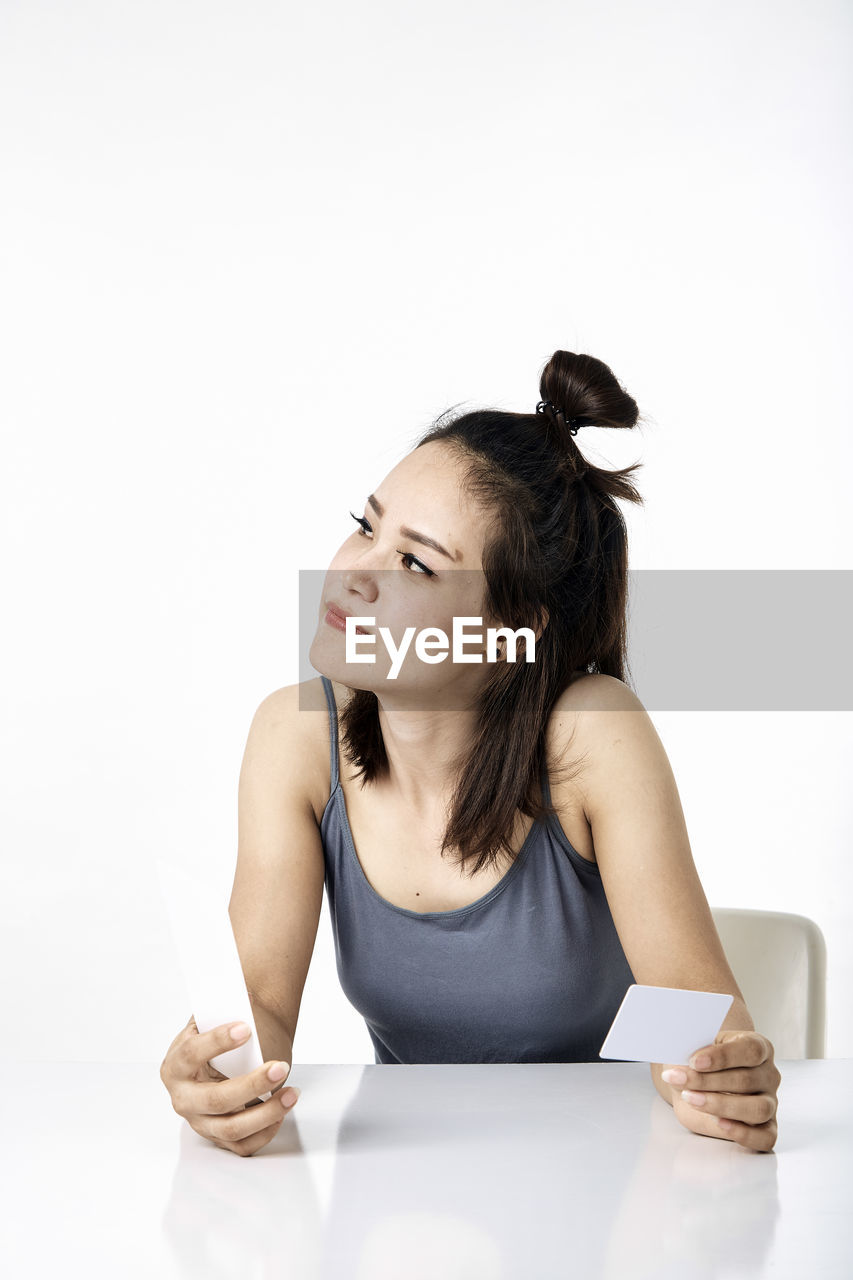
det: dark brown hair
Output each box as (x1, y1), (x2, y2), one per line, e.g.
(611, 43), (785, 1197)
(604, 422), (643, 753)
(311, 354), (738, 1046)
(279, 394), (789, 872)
(338, 349), (645, 877)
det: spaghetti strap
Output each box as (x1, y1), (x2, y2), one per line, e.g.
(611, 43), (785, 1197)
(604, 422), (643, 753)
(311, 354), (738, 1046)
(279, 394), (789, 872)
(317, 677), (632, 1064)
(320, 675), (340, 798)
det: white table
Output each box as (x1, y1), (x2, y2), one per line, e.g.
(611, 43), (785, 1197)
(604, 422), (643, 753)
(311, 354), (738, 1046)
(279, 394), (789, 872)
(4, 1059), (851, 1278)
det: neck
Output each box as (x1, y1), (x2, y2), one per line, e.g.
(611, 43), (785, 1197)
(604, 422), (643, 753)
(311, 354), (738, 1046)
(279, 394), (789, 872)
(373, 691), (480, 815)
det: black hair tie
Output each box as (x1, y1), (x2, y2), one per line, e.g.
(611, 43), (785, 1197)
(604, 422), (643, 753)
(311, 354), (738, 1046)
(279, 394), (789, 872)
(536, 399), (583, 436)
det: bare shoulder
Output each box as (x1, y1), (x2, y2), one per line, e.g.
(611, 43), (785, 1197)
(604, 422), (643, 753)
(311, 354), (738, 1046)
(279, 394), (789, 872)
(544, 673), (653, 816)
(246, 677), (338, 826)
(550, 671), (646, 718)
(545, 671), (647, 744)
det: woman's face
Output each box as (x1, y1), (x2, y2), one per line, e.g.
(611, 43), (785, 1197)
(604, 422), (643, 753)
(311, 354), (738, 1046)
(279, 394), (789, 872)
(309, 441), (500, 708)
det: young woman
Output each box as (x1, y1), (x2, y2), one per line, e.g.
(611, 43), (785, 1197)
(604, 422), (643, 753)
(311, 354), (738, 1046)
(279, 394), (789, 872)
(159, 349), (780, 1156)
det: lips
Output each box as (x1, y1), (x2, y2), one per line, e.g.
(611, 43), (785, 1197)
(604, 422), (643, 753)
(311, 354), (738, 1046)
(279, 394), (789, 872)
(324, 602), (370, 635)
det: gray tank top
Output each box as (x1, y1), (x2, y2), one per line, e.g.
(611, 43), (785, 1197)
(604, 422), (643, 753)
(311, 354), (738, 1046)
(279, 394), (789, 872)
(319, 675), (635, 1064)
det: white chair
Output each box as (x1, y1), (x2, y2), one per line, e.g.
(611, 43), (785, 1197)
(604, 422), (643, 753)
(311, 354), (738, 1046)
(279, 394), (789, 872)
(710, 908), (827, 1059)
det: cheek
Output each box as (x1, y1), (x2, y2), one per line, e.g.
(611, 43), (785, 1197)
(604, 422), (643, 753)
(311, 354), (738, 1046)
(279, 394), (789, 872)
(371, 588), (445, 639)
(406, 592), (458, 636)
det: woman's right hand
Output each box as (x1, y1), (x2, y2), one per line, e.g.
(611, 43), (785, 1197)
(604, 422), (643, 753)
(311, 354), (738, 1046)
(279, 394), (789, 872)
(160, 1014), (300, 1157)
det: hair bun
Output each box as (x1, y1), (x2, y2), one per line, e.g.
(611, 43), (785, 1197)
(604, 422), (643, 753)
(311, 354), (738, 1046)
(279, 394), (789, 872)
(538, 350), (640, 432)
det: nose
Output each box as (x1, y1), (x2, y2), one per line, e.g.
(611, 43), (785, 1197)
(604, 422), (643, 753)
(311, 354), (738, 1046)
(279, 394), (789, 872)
(342, 566), (378, 602)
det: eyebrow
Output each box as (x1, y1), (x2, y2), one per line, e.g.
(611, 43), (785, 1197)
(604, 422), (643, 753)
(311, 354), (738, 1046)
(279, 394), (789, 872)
(366, 494), (462, 562)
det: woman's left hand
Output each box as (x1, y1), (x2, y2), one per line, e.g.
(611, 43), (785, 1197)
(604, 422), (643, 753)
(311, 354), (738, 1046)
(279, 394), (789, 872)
(662, 1030), (781, 1152)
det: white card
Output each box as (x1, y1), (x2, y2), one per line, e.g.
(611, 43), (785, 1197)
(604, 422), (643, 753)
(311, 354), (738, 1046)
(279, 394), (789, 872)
(155, 859), (272, 1101)
(598, 983), (734, 1065)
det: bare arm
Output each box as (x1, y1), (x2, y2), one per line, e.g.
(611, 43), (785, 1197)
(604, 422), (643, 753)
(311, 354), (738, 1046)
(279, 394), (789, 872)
(228, 683), (326, 1070)
(551, 675), (753, 1105)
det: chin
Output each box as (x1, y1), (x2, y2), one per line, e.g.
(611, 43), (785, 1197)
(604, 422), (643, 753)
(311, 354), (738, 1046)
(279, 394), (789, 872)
(308, 632), (369, 692)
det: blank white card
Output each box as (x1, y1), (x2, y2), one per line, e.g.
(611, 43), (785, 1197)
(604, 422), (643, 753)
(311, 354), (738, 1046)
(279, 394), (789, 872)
(599, 983), (734, 1065)
(155, 859), (272, 1100)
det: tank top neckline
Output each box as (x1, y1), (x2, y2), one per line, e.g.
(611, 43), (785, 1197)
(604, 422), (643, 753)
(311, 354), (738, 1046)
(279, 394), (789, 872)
(319, 674), (552, 921)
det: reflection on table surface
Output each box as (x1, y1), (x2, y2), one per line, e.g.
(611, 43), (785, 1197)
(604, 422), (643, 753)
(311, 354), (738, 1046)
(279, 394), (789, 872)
(3, 1059), (851, 1278)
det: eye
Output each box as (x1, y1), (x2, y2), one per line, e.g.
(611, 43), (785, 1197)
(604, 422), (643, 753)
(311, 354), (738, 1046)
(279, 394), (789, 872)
(397, 551), (435, 578)
(350, 511), (373, 537)
(348, 511), (435, 578)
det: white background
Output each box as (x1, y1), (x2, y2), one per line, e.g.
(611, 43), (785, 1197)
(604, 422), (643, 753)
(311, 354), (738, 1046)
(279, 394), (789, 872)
(2, 0), (851, 1065)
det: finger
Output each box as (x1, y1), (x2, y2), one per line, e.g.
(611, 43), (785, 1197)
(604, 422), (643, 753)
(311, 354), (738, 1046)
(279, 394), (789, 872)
(678, 1087), (778, 1126)
(672, 1093), (736, 1144)
(672, 1093), (778, 1152)
(227, 1121), (284, 1158)
(663, 1061), (779, 1094)
(192, 1104), (287, 1157)
(714, 1114), (778, 1153)
(688, 1031), (773, 1074)
(189, 1058), (293, 1117)
(231, 1118), (290, 1158)
(166, 1020), (292, 1116)
(171, 1019), (255, 1081)
(159, 1013), (203, 1076)
(200, 1085), (301, 1148)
